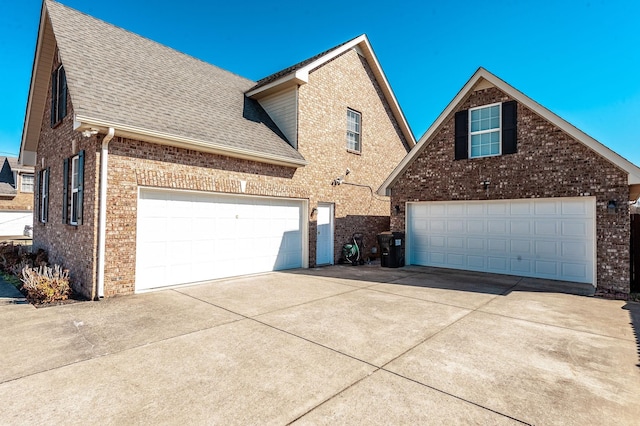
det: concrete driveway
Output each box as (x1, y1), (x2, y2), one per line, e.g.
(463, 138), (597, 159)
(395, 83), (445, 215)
(1, 265), (639, 425)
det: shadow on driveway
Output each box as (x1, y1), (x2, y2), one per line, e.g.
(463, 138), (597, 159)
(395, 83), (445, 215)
(622, 301), (640, 368)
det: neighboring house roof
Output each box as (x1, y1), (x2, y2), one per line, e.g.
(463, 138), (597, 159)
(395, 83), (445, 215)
(379, 67), (640, 195)
(21, 0), (306, 168)
(246, 34), (416, 148)
(0, 158), (17, 196)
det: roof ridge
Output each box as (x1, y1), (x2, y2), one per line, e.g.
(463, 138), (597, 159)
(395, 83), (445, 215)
(47, 0), (256, 85)
(250, 34), (364, 91)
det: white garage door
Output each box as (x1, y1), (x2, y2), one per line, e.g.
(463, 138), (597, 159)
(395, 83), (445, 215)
(407, 197), (596, 284)
(136, 189), (306, 291)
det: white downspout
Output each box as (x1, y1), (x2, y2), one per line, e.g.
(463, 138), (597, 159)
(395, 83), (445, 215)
(96, 127), (115, 299)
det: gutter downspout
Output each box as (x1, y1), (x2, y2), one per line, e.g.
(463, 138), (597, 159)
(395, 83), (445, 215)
(96, 127), (115, 300)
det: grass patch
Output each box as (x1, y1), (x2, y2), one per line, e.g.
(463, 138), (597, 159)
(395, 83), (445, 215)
(0, 270), (22, 289)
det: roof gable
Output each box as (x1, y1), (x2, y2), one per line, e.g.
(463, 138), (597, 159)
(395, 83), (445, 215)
(379, 67), (640, 194)
(246, 35), (416, 148)
(20, 0), (305, 167)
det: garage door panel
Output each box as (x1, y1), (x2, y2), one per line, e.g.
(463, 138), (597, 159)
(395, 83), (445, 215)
(136, 189), (305, 291)
(535, 240), (558, 256)
(467, 238), (485, 250)
(407, 198), (595, 284)
(467, 255), (484, 268)
(535, 201), (557, 215)
(467, 220), (484, 233)
(510, 221), (531, 235)
(448, 237), (464, 249)
(535, 221), (558, 235)
(488, 221), (506, 234)
(488, 257), (508, 271)
(488, 239), (507, 253)
(535, 260), (558, 275)
(562, 221), (587, 237)
(510, 240), (531, 253)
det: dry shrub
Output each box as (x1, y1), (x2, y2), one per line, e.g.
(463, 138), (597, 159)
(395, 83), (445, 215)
(21, 265), (71, 304)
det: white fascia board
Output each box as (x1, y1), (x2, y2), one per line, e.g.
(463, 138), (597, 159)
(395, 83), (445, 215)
(356, 37), (416, 148)
(74, 116), (308, 168)
(19, 2), (49, 166)
(379, 67), (640, 194)
(245, 73), (307, 98)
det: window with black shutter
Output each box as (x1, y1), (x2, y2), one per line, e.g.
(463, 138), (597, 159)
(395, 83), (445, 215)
(454, 101), (517, 159)
(51, 65), (67, 127)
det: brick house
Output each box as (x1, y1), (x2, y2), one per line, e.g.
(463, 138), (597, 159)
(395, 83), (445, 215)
(379, 68), (640, 298)
(19, 0), (414, 298)
(0, 157), (34, 238)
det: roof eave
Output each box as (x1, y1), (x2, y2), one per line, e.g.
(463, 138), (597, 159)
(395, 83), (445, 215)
(19, 1), (53, 167)
(248, 35), (416, 149)
(379, 67), (640, 194)
(74, 116), (307, 168)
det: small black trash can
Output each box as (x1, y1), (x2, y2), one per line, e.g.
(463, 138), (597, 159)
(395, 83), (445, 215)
(377, 232), (405, 268)
(389, 232), (405, 268)
(377, 232), (393, 267)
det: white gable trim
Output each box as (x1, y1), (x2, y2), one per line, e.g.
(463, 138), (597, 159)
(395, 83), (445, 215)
(378, 67), (640, 195)
(247, 35), (416, 148)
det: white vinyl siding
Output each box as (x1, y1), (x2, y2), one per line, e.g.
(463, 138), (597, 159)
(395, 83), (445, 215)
(407, 198), (596, 285)
(258, 88), (298, 148)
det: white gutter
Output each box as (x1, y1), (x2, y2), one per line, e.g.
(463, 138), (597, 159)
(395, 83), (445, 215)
(74, 116), (307, 168)
(96, 127), (115, 299)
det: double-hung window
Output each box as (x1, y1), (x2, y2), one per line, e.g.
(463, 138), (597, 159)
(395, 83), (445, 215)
(469, 103), (501, 158)
(51, 65), (67, 127)
(38, 169), (49, 223)
(21, 174), (34, 193)
(70, 156), (80, 225)
(63, 151), (84, 226)
(346, 109), (361, 152)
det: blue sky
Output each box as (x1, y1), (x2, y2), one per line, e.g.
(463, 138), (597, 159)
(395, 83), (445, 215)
(2, 0), (639, 166)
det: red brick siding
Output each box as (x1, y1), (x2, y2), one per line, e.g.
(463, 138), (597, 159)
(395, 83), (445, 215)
(390, 86), (630, 297)
(298, 49), (409, 264)
(33, 49), (100, 299)
(36, 47), (410, 297)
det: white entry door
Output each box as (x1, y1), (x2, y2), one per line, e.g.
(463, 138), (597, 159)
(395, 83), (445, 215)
(316, 203), (334, 265)
(406, 197), (596, 284)
(136, 189), (307, 291)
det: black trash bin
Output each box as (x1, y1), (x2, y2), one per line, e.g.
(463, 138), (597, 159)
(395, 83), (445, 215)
(389, 232), (405, 268)
(377, 232), (405, 268)
(377, 232), (393, 267)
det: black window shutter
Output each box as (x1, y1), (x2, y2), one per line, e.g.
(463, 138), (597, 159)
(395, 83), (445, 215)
(44, 168), (50, 222)
(77, 150), (84, 225)
(502, 101), (517, 155)
(36, 170), (41, 221)
(50, 70), (58, 127)
(454, 110), (468, 160)
(59, 67), (67, 120)
(63, 158), (69, 223)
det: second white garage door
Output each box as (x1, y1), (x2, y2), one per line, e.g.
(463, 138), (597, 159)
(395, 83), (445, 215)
(407, 197), (596, 284)
(136, 189), (306, 291)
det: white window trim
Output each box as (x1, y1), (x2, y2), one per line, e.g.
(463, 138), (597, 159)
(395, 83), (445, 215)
(21, 174), (34, 193)
(346, 108), (361, 153)
(469, 102), (502, 159)
(70, 155), (79, 225)
(39, 170), (47, 223)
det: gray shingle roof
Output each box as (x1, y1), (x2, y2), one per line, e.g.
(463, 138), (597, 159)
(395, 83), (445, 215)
(250, 37), (355, 91)
(0, 158), (16, 196)
(46, 0), (304, 164)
